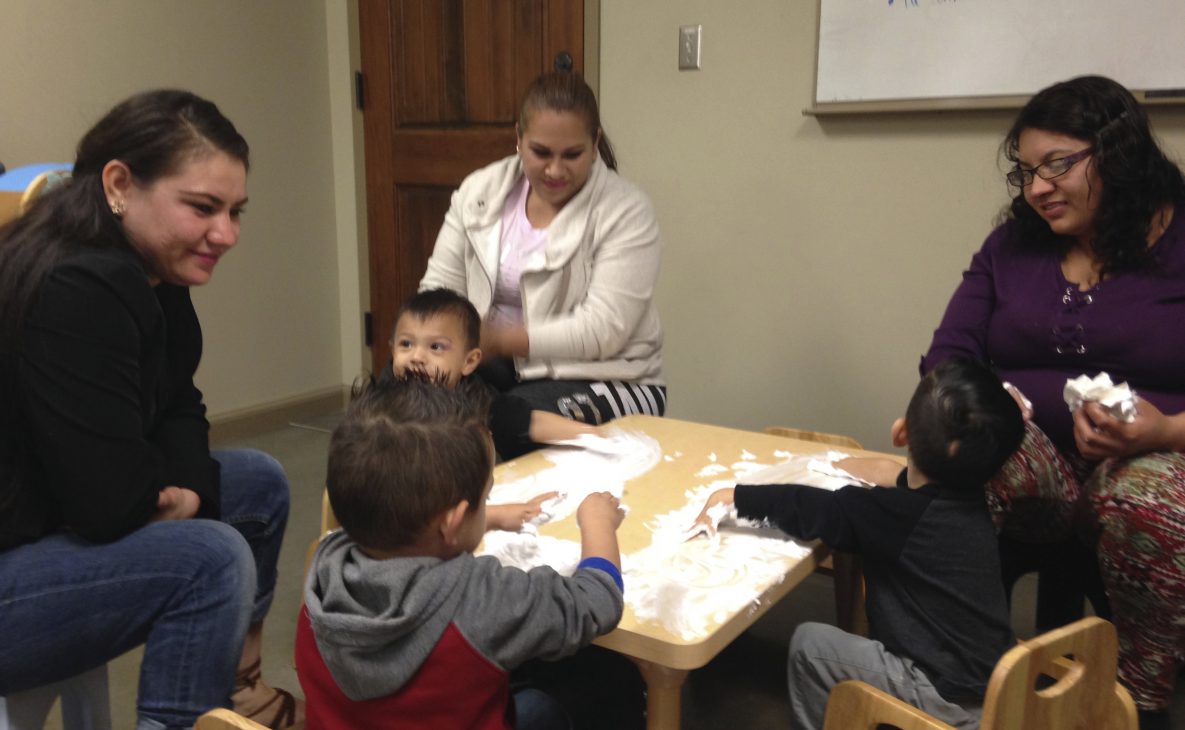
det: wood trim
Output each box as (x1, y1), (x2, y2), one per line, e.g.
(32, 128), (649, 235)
(208, 386), (349, 445)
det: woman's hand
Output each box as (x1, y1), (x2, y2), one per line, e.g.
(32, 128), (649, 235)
(480, 323), (529, 359)
(486, 491), (560, 532)
(530, 411), (601, 444)
(151, 486), (200, 522)
(1073, 400), (1185, 460)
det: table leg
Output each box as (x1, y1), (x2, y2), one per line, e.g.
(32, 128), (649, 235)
(632, 659), (689, 730)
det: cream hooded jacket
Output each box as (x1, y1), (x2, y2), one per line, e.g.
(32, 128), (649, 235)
(420, 155), (664, 384)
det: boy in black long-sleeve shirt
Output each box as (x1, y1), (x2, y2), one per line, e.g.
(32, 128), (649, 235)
(695, 359), (1024, 730)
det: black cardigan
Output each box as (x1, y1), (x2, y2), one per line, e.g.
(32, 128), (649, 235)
(0, 246), (218, 549)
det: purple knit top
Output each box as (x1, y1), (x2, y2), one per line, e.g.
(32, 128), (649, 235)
(921, 205), (1185, 453)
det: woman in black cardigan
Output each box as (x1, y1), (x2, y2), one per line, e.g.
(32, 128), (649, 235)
(0, 91), (300, 729)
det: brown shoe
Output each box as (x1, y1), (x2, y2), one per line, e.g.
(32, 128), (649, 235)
(231, 658), (306, 729)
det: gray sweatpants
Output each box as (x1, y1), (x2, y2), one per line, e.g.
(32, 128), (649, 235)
(788, 622), (983, 730)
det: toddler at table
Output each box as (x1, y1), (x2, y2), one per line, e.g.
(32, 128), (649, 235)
(385, 288), (601, 458)
(381, 287), (607, 531)
(695, 359), (1023, 729)
(297, 375), (625, 729)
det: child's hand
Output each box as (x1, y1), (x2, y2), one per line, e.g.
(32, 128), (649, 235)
(577, 492), (625, 531)
(691, 487), (735, 538)
(1003, 381), (1034, 422)
(486, 491), (560, 532)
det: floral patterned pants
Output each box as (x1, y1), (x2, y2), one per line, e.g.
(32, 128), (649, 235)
(987, 421), (1185, 710)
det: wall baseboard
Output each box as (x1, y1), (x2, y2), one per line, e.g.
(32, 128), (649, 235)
(209, 385), (350, 446)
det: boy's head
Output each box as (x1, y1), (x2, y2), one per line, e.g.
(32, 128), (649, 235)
(897, 359), (1024, 488)
(327, 373), (494, 553)
(391, 288), (482, 387)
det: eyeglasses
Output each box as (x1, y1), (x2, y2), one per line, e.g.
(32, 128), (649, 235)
(1006, 148), (1093, 188)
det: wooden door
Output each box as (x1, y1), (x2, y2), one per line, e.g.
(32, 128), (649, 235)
(359, 0), (585, 374)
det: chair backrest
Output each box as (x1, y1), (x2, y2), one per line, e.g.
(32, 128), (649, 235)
(764, 426), (862, 450)
(979, 617), (1137, 730)
(0, 164), (71, 224)
(194, 708), (270, 730)
(321, 489), (339, 534)
(823, 680), (956, 730)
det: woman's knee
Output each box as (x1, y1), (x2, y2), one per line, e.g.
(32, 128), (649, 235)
(170, 520), (256, 599)
(215, 448), (291, 525)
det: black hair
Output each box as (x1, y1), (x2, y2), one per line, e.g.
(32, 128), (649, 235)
(0, 90), (248, 531)
(1002, 75), (1185, 274)
(1, 89), (248, 362)
(905, 360), (1024, 488)
(327, 372), (493, 551)
(393, 288), (481, 350)
(519, 71), (617, 171)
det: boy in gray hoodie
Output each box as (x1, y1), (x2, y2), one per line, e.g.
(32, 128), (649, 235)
(297, 376), (625, 729)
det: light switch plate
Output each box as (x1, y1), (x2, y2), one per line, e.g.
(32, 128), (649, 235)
(679, 25), (702, 70)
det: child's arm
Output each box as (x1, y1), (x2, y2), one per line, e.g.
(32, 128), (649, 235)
(529, 410), (601, 444)
(834, 457), (906, 487)
(486, 491), (559, 532)
(694, 483), (867, 553)
(577, 492), (625, 569)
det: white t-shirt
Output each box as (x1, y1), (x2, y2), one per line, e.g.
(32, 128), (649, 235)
(488, 177), (550, 327)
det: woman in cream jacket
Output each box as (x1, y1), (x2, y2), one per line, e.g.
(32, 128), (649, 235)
(420, 71), (665, 436)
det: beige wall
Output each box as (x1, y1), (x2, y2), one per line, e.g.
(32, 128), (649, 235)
(598, 1), (1185, 450)
(7, 2), (1185, 452)
(0, 0), (346, 416)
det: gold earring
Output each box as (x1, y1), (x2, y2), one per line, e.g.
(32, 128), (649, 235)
(109, 199), (126, 217)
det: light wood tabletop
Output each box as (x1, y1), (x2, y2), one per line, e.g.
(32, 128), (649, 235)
(493, 414), (901, 730)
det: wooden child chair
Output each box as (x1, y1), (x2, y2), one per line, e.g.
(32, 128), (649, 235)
(980, 616), (1137, 729)
(764, 426), (869, 636)
(823, 680), (955, 730)
(822, 617), (1137, 730)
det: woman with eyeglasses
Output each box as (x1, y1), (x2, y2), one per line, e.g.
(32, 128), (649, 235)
(920, 75), (1185, 729)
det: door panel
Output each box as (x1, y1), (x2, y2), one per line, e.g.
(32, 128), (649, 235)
(360, 0), (584, 374)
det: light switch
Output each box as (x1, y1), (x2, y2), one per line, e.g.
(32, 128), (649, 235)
(679, 25), (702, 70)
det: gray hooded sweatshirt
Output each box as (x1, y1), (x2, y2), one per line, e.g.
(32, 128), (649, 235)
(298, 530), (623, 723)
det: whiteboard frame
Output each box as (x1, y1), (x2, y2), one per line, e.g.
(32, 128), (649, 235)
(807, 0), (1185, 116)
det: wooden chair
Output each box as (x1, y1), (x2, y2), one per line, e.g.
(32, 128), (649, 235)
(823, 680), (956, 730)
(822, 618), (1136, 730)
(980, 616), (1137, 729)
(0, 165), (111, 730)
(194, 708), (270, 730)
(0, 164), (71, 222)
(764, 426), (868, 636)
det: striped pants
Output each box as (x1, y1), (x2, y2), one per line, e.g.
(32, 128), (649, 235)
(987, 421), (1185, 710)
(505, 378), (667, 424)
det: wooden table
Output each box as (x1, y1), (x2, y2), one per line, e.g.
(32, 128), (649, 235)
(492, 414), (896, 730)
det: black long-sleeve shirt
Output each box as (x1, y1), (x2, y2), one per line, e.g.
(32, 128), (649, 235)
(735, 470), (1014, 702)
(1, 246), (218, 549)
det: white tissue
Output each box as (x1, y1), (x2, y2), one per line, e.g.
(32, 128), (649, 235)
(1063, 372), (1138, 423)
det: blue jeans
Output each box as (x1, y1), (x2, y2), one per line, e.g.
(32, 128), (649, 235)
(513, 688), (570, 730)
(0, 448), (290, 730)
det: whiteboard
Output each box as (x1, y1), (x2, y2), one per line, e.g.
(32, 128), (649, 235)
(815, 0), (1185, 108)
